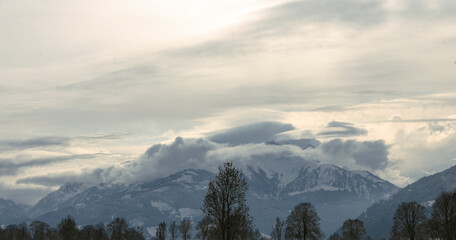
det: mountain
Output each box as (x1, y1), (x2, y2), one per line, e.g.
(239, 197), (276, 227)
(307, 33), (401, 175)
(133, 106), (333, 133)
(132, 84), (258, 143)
(0, 198), (27, 224)
(29, 157), (398, 237)
(28, 182), (90, 218)
(359, 165), (456, 239)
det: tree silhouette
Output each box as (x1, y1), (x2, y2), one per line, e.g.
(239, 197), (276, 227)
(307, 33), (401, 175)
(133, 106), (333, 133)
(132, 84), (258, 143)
(196, 216), (215, 240)
(271, 217), (285, 240)
(428, 191), (456, 240)
(58, 216), (78, 240)
(341, 219), (367, 240)
(169, 221), (178, 240)
(30, 221), (49, 240)
(108, 217), (128, 240)
(201, 160), (250, 240)
(285, 202), (322, 240)
(328, 233), (342, 240)
(180, 219), (192, 240)
(156, 221), (167, 240)
(391, 202), (426, 240)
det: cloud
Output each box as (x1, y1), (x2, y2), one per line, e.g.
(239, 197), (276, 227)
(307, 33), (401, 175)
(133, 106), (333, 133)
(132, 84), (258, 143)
(209, 121), (295, 146)
(0, 154), (103, 176)
(0, 137), (70, 152)
(318, 121), (367, 137)
(0, 182), (53, 205)
(16, 168), (104, 187)
(127, 137), (218, 181)
(259, 0), (386, 30)
(321, 139), (390, 170)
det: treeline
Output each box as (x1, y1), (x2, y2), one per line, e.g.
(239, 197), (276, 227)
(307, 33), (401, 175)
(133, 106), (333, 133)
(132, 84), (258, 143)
(0, 216), (144, 240)
(1, 161), (455, 240)
(324, 190), (456, 240)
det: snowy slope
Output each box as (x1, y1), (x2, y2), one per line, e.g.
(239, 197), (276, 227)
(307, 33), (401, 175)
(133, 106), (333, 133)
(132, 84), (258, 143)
(28, 182), (92, 218)
(359, 165), (456, 240)
(0, 198), (27, 224)
(29, 161), (398, 237)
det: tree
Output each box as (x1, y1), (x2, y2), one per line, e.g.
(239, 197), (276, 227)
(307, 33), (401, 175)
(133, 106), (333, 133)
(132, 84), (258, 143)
(93, 224), (109, 240)
(196, 216), (215, 240)
(47, 228), (61, 240)
(125, 226), (145, 240)
(78, 225), (96, 240)
(180, 219), (192, 240)
(341, 219), (367, 240)
(108, 217), (128, 240)
(156, 221), (167, 240)
(428, 191), (456, 240)
(390, 201), (427, 240)
(271, 217), (285, 240)
(328, 233), (342, 240)
(169, 221), (178, 240)
(201, 161), (251, 240)
(58, 215), (78, 240)
(285, 202), (322, 240)
(30, 221), (50, 240)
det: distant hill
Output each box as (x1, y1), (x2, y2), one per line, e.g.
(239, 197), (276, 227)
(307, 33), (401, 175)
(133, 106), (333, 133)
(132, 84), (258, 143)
(359, 165), (456, 239)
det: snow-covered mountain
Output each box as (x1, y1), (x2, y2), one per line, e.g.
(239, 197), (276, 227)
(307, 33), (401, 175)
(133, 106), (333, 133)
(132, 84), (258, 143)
(28, 157), (398, 237)
(358, 165), (456, 239)
(0, 198), (27, 224)
(28, 182), (91, 218)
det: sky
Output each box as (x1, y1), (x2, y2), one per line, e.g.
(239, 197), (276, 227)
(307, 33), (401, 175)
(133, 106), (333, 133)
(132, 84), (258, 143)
(1, 0), (456, 205)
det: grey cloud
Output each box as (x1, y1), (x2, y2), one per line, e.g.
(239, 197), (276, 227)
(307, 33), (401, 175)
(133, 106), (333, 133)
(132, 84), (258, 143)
(0, 154), (103, 176)
(132, 137), (218, 180)
(321, 139), (389, 170)
(0, 182), (53, 206)
(318, 121), (367, 137)
(0, 137), (70, 152)
(259, 0), (386, 30)
(377, 118), (456, 123)
(16, 168), (104, 187)
(76, 133), (129, 140)
(62, 66), (157, 90)
(166, 0), (386, 60)
(209, 121), (295, 146)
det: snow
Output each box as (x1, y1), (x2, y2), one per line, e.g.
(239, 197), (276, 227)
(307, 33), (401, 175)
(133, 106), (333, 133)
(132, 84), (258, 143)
(175, 174), (194, 184)
(147, 227), (157, 237)
(423, 200), (435, 207)
(150, 200), (174, 212)
(178, 208), (201, 219)
(288, 185), (343, 196)
(152, 187), (169, 192)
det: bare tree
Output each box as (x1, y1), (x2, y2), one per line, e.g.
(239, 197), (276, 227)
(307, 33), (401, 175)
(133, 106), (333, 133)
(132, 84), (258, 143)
(169, 221), (178, 240)
(271, 217), (285, 240)
(428, 191), (456, 240)
(156, 221), (167, 240)
(58, 216), (79, 240)
(179, 219), (192, 240)
(108, 217), (128, 240)
(390, 202), (427, 240)
(196, 216), (215, 240)
(30, 221), (49, 240)
(328, 233), (342, 240)
(201, 161), (251, 240)
(341, 219), (367, 240)
(285, 202), (322, 240)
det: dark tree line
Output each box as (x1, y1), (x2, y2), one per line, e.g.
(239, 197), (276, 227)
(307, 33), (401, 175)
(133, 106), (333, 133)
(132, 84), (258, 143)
(388, 191), (456, 240)
(0, 216), (143, 240)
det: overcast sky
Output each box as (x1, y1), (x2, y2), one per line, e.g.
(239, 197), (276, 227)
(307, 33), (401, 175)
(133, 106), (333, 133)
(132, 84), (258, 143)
(1, 0), (456, 205)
